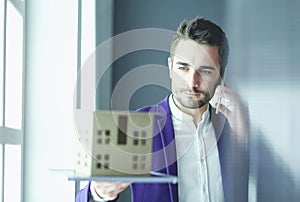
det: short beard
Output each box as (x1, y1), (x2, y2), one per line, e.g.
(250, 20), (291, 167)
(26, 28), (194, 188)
(174, 88), (212, 109)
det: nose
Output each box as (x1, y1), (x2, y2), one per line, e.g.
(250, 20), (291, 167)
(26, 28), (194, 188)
(188, 68), (201, 88)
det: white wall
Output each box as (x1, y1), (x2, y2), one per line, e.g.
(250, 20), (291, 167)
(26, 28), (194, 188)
(224, 0), (300, 201)
(24, 0), (78, 201)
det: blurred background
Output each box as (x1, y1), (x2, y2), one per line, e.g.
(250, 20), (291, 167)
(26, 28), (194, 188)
(0, 0), (299, 201)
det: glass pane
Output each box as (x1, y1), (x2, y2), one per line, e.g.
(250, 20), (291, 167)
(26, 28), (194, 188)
(81, 0), (95, 65)
(5, 1), (23, 129)
(0, 0), (4, 126)
(4, 144), (21, 202)
(80, 0), (95, 110)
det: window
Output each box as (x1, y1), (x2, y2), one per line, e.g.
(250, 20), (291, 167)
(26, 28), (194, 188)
(0, 0), (25, 201)
(77, 0), (97, 191)
(0, 0), (4, 128)
(5, 0), (23, 129)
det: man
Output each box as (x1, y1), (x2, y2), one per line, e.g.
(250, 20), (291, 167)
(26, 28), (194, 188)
(76, 17), (249, 202)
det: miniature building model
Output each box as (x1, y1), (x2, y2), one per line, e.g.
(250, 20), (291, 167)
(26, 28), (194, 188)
(74, 110), (155, 177)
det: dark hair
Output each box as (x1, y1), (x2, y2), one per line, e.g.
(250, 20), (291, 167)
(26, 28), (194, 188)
(170, 17), (229, 77)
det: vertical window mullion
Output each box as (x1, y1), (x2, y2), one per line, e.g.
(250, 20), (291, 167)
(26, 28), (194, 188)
(20, 0), (25, 199)
(1, 144), (5, 202)
(76, 0), (82, 110)
(21, 0), (25, 199)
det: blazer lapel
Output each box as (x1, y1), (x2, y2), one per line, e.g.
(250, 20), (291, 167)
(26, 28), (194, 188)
(211, 106), (249, 201)
(156, 96), (178, 202)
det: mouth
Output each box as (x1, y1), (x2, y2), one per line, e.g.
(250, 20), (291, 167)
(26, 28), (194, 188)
(185, 91), (201, 97)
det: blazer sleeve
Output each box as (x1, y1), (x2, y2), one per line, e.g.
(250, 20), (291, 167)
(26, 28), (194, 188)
(75, 182), (91, 202)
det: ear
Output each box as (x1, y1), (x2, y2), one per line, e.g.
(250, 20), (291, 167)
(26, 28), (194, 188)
(168, 57), (173, 79)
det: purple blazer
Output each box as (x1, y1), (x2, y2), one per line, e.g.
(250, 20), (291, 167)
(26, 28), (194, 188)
(76, 95), (249, 202)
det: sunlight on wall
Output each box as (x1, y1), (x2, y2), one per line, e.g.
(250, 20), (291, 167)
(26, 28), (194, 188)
(25, 0), (78, 201)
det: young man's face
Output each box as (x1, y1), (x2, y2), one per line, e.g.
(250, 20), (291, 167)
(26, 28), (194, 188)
(168, 39), (222, 109)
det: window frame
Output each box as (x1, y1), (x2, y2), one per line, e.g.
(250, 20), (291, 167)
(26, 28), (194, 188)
(0, 0), (25, 201)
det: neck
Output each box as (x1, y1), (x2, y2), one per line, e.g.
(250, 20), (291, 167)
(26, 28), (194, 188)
(172, 95), (208, 125)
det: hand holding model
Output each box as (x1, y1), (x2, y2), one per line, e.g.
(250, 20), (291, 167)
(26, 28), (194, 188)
(91, 181), (131, 201)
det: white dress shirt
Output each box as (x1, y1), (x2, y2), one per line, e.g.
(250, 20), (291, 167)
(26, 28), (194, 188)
(169, 95), (225, 202)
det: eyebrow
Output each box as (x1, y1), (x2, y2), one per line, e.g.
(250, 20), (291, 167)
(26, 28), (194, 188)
(199, 66), (216, 71)
(176, 61), (216, 71)
(176, 61), (191, 66)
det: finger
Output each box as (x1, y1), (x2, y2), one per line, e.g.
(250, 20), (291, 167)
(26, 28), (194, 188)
(214, 93), (239, 109)
(103, 184), (130, 200)
(113, 182), (131, 191)
(93, 181), (117, 186)
(115, 184), (130, 193)
(216, 85), (239, 97)
(93, 181), (130, 186)
(214, 90), (238, 102)
(213, 93), (232, 108)
(93, 182), (120, 193)
(118, 182), (131, 188)
(216, 103), (232, 118)
(101, 190), (119, 200)
(93, 182), (113, 189)
(93, 181), (130, 193)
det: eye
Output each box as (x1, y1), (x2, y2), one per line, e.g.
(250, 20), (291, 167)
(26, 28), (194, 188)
(200, 69), (212, 75)
(178, 66), (189, 71)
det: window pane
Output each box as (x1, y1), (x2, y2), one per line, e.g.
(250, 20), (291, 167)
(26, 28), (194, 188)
(4, 144), (21, 202)
(0, 0), (4, 126)
(80, 0), (95, 110)
(5, 1), (23, 129)
(81, 0), (95, 65)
